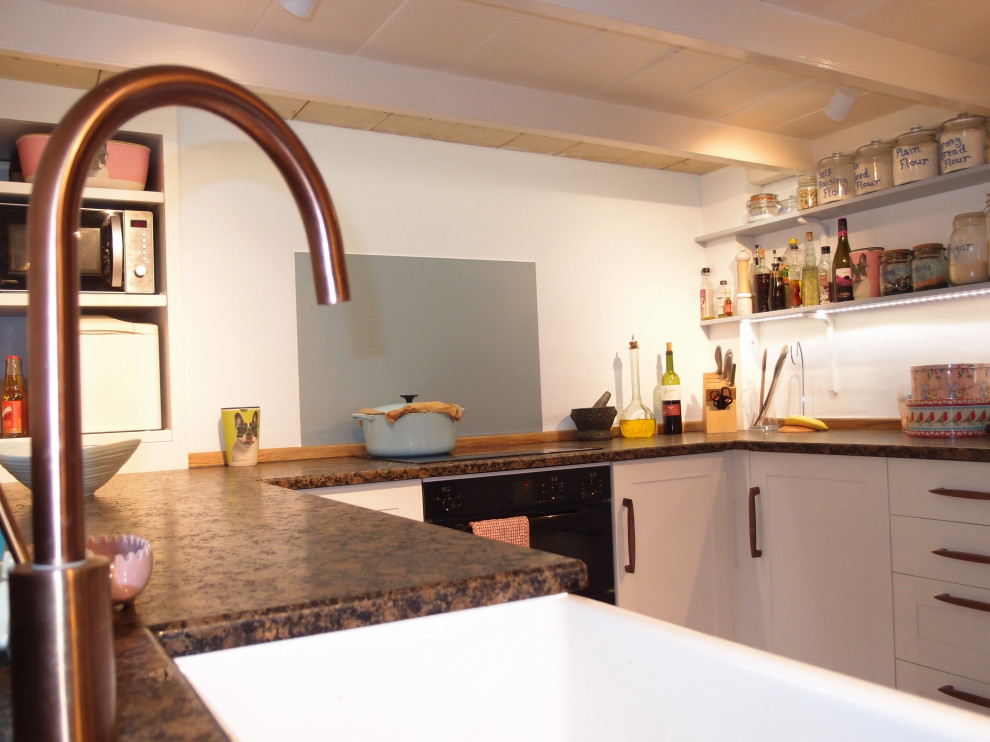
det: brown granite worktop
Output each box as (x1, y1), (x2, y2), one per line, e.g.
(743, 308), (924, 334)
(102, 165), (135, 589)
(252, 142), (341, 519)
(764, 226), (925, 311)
(1, 428), (987, 740)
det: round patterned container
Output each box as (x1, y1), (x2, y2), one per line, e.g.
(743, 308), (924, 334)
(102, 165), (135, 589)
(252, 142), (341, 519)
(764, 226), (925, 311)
(905, 399), (990, 437)
(910, 363), (990, 400)
(854, 139), (893, 195)
(893, 126), (938, 186)
(816, 152), (855, 204)
(938, 113), (987, 174)
(850, 246), (884, 299)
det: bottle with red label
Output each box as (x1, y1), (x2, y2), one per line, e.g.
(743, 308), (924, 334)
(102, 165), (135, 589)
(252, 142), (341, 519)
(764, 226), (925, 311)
(2, 355), (27, 438)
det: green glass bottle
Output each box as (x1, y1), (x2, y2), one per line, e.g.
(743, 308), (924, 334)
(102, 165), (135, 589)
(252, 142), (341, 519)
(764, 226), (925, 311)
(660, 342), (682, 435)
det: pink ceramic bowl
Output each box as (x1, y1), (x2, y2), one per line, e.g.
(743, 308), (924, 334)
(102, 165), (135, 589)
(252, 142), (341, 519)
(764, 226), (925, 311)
(86, 534), (153, 604)
(909, 363), (990, 401)
(17, 133), (150, 191)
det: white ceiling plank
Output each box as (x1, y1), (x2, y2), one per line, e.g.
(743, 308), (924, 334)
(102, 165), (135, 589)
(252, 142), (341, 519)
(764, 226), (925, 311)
(0, 0), (816, 171)
(476, 0), (990, 113)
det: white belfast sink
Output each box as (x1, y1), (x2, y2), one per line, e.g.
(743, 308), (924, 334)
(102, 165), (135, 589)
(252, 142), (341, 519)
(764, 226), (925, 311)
(176, 594), (990, 742)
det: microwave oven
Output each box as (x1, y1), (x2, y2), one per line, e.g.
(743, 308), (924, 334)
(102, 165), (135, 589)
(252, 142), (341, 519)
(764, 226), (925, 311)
(0, 203), (155, 293)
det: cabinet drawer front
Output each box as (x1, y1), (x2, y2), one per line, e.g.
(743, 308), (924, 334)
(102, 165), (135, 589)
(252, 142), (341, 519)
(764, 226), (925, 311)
(888, 459), (990, 525)
(891, 515), (990, 590)
(896, 660), (990, 717)
(894, 573), (990, 684)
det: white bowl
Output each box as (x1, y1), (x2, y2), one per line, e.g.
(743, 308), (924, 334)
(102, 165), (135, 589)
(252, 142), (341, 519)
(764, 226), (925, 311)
(0, 437), (140, 496)
(86, 533), (153, 604)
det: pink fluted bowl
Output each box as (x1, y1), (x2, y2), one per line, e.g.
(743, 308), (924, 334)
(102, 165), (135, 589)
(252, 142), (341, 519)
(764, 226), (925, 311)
(86, 534), (153, 604)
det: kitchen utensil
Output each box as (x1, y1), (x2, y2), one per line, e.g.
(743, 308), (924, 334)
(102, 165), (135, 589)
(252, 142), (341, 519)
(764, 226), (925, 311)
(570, 406), (617, 440)
(790, 341), (805, 415)
(708, 387), (733, 410)
(722, 350), (733, 380)
(592, 391), (612, 408)
(85, 534), (153, 604)
(715, 346), (722, 375)
(353, 397), (463, 457)
(728, 361), (736, 387)
(753, 345), (789, 429)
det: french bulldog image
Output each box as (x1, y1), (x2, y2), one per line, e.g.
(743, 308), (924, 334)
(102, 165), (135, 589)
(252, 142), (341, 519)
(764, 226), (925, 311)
(231, 410), (259, 464)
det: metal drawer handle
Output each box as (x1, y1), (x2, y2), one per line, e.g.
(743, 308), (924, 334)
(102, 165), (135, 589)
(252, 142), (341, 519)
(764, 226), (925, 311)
(938, 685), (990, 710)
(622, 497), (636, 574)
(934, 593), (990, 613)
(929, 487), (990, 501)
(932, 548), (990, 565)
(748, 486), (762, 558)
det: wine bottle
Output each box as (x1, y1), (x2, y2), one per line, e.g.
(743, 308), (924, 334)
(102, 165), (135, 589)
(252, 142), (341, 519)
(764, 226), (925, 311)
(660, 342), (682, 435)
(833, 218), (853, 302)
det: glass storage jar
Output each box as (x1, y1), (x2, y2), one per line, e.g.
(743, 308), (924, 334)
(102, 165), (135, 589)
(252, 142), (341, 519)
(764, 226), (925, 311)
(816, 152), (855, 205)
(880, 250), (914, 296)
(938, 113), (987, 174)
(797, 173), (817, 210)
(854, 139), (893, 195)
(911, 243), (948, 291)
(947, 211), (989, 285)
(893, 126), (938, 186)
(747, 193), (780, 221)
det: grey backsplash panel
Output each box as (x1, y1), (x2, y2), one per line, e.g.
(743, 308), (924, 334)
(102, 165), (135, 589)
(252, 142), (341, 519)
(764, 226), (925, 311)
(295, 253), (543, 445)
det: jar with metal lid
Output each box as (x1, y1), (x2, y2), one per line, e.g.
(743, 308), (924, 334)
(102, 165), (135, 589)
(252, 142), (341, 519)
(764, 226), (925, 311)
(854, 139), (893, 195)
(816, 152), (854, 204)
(778, 195), (797, 214)
(893, 126), (938, 185)
(797, 173), (817, 210)
(880, 250), (913, 296)
(911, 243), (948, 291)
(747, 193), (779, 221)
(939, 113), (987, 174)
(947, 211), (989, 285)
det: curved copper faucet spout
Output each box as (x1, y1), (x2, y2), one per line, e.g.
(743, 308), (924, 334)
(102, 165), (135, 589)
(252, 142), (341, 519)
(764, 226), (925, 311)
(27, 65), (349, 565)
(10, 66), (349, 741)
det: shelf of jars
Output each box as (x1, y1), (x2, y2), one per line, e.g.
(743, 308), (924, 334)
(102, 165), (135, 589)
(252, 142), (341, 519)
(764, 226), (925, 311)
(700, 280), (990, 327)
(0, 292), (167, 314)
(696, 162), (990, 246)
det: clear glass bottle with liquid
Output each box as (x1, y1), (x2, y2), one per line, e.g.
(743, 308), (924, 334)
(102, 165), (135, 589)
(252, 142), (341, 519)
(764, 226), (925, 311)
(785, 237), (804, 307)
(801, 231), (820, 307)
(619, 337), (655, 438)
(699, 267), (716, 321)
(818, 245), (833, 304)
(717, 279), (732, 318)
(2, 355), (27, 438)
(753, 247), (771, 313)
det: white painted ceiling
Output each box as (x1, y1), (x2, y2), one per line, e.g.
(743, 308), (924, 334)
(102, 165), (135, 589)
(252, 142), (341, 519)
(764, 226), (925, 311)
(1, 0), (989, 175)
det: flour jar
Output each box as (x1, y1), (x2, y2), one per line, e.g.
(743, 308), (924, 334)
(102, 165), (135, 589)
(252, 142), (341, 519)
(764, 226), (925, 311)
(938, 113), (987, 174)
(816, 152), (855, 204)
(854, 139), (893, 195)
(947, 211), (989, 285)
(893, 126), (938, 186)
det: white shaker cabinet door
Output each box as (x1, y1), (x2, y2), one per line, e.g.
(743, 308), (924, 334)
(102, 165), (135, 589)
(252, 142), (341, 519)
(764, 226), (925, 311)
(612, 452), (740, 639)
(747, 452), (894, 687)
(307, 480), (424, 521)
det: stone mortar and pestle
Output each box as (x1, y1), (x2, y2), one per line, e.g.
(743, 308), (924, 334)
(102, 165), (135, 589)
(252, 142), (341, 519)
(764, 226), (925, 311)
(570, 391), (617, 440)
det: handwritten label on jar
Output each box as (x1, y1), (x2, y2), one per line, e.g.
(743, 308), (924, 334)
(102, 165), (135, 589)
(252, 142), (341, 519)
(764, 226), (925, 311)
(816, 166), (851, 203)
(940, 137), (975, 173)
(893, 143), (937, 185)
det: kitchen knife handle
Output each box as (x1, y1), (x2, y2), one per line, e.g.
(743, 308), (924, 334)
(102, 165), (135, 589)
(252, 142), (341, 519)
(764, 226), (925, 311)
(934, 593), (990, 613)
(929, 487), (990, 501)
(938, 685), (990, 710)
(932, 548), (990, 565)
(622, 497), (636, 574)
(748, 486), (762, 558)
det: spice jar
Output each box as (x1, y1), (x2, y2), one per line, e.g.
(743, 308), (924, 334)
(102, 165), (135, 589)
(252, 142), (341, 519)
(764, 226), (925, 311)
(747, 193), (780, 221)
(797, 173), (817, 210)
(816, 152), (855, 204)
(854, 139), (893, 195)
(880, 250), (914, 296)
(893, 126), (938, 186)
(947, 211), (989, 285)
(911, 243), (948, 291)
(939, 113), (988, 174)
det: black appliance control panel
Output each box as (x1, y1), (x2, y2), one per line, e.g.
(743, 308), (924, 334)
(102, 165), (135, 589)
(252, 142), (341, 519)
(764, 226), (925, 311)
(422, 464), (610, 522)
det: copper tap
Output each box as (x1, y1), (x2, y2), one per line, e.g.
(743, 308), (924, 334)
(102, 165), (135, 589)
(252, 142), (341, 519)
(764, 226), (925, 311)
(6, 66), (349, 741)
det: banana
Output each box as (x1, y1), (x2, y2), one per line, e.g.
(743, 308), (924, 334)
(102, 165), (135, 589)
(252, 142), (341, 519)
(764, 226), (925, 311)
(784, 414), (828, 431)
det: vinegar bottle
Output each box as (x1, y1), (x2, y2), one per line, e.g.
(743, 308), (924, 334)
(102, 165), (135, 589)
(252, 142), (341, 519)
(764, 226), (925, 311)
(619, 337), (655, 438)
(2, 355), (27, 438)
(819, 245), (833, 304)
(786, 237), (804, 308)
(660, 342), (682, 435)
(833, 217), (854, 302)
(800, 231), (819, 307)
(699, 267), (716, 321)
(753, 248), (771, 313)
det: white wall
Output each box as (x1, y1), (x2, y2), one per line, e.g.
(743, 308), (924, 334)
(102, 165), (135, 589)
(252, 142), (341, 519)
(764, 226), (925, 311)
(178, 110), (709, 454)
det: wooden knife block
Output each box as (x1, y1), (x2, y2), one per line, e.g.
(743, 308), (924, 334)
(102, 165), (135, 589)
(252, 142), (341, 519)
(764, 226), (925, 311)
(703, 373), (738, 433)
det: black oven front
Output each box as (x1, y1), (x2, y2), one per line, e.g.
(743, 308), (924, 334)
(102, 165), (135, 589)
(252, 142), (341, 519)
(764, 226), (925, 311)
(422, 464), (615, 604)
